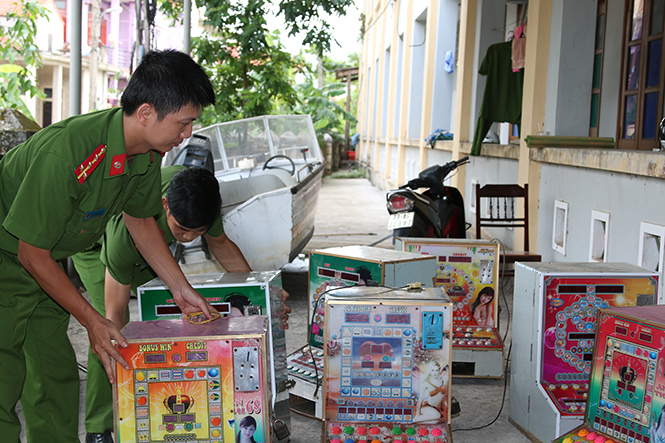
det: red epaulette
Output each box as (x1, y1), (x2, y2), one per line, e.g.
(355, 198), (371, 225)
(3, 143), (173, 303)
(75, 144), (107, 184)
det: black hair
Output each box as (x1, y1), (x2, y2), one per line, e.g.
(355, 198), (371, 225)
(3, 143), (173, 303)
(121, 49), (215, 119)
(166, 166), (221, 230)
(471, 286), (495, 315)
(236, 416), (258, 443)
(356, 265), (373, 284)
(224, 293), (252, 315)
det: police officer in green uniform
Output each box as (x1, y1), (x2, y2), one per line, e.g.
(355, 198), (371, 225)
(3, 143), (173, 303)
(0, 50), (217, 443)
(72, 165), (251, 442)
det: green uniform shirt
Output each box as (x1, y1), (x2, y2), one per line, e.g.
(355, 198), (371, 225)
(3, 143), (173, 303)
(0, 108), (162, 260)
(477, 41), (524, 124)
(99, 165), (224, 286)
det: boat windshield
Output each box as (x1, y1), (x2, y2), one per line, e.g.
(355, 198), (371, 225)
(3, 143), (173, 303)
(193, 116), (321, 173)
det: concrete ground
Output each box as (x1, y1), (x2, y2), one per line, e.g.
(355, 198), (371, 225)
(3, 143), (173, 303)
(17, 174), (532, 443)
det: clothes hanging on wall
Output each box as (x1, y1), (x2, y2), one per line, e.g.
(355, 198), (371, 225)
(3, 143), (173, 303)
(471, 41), (524, 156)
(512, 24), (526, 71)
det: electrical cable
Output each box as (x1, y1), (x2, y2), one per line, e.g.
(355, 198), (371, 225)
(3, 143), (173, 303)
(451, 341), (512, 432)
(368, 233), (393, 247)
(490, 237), (512, 344)
(452, 237), (514, 433)
(360, 0), (393, 40)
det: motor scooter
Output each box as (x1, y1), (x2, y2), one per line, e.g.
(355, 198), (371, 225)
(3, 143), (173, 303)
(386, 156), (470, 241)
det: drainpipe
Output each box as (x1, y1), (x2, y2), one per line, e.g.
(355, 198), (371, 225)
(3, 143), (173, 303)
(69, 0), (82, 116)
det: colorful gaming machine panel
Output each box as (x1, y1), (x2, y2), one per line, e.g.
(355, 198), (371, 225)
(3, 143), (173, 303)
(308, 246), (436, 350)
(395, 238), (503, 351)
(323, 286), (452, 443)
(395, 238), (499, 327)
(553, 305), (665, 443)
(540, 276), (658, 418)
(114, 316), (271, 443)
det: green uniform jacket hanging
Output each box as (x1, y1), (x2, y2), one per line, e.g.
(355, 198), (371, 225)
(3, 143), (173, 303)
(471, 41), (524, 156)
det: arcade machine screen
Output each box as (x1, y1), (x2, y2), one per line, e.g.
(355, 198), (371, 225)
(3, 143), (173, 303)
(540, 278), (656, 417)
(554, 305), (665, 443)
(324, 287), (453, 443)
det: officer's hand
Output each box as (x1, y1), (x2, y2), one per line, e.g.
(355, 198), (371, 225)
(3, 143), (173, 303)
(87, 315), (129, 384)
(174, 285), (214, 319)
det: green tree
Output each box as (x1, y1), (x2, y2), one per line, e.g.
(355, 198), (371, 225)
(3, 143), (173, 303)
(277, 0), (355, 57)
(284, 52), (358, 146)
(0, 0), (48, 119)
(159, 0), (356, 126)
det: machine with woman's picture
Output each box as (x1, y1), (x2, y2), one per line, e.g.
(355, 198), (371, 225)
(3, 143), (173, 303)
(323, 285), (452, 443)
(113, 316), (274, 443)
(135, 271), (291, 441)
(395, 238), (504, 378)
(553, 304), (665, 443)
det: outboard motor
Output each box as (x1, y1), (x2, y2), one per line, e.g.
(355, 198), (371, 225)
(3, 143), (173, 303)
(172, 133), (214, 174)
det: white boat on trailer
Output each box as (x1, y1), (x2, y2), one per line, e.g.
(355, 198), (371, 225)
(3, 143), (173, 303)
(163, 114), (325, 272)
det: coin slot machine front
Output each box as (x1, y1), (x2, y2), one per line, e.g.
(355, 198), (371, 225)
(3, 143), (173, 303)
(323, 286), (452, 443)
(114, 316), (272, 443)
(287, 246), (437, 419)
(540, 279), (657, 419)
(553, 305), (665, 443)
(395, 238), (504, 378)
(510, 262), (659, 443)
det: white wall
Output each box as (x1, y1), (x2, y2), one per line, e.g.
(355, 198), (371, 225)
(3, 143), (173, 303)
(544, 0), (596, 136)
(537, 163), (665, 265)
(429, 0), (459, 134)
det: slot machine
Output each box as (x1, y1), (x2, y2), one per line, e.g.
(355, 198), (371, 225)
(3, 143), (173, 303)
(395, 237), (504, 378)
(323, 286), (452, 443)
(113, 315), (282, 443)
(136, 271), (290, 440)
(554, 304), (665, 443)
(510, 262), (659, 443)
(287, 246), (437, 419)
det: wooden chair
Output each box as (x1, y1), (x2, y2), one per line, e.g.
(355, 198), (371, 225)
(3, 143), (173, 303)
(475, 183), (541, 277)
